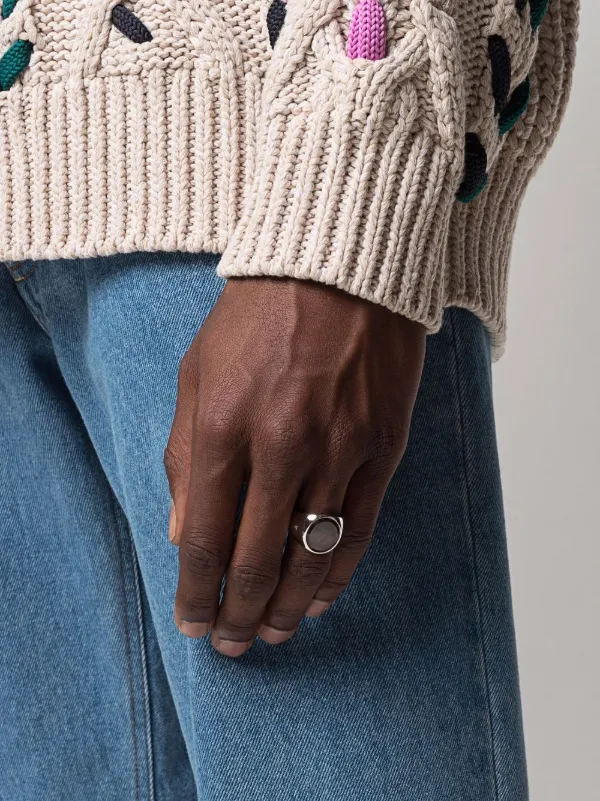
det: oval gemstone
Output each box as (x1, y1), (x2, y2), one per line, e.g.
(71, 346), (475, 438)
(305, 520), (341, 553)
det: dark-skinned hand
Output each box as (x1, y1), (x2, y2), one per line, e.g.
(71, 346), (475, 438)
(164, 277), (425, 657)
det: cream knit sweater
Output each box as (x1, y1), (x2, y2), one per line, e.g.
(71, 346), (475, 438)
(0, 0), (578, 351)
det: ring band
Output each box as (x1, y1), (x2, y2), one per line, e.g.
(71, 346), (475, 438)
(289, 513), (343, 555)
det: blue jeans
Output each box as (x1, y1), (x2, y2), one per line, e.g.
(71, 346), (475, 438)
(0, 252), (528, 801)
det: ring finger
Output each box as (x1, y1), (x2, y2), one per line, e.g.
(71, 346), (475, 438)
(258, 473), (352, 645)
(306, 460), (393, 617)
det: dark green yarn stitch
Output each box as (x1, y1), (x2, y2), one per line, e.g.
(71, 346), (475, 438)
(0, 1), (34, 90)
(0, 39), (33, 90)
(530, 0), (550, 31)
(2, 0), (18, 19)
(499, 77), (531, 135)
(457, 173), (488, 204)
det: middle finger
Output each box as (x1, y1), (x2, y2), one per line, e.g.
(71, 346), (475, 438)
(210, 470), (301, 657)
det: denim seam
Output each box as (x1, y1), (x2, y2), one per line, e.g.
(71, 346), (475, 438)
(186, 639), (199, 789)
(448, 308), (500, 801)
(112, 498), (146, 801)
(130, 540), (156, 801)
(14, 281), (51, 337)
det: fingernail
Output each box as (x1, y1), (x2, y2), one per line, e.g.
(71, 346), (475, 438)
(258, 625), (297, 645)
(178, 620), (211, 638)
(306, 600), (332, 618)
(213, 638), (253, 658)
(168, 503), (177, 543)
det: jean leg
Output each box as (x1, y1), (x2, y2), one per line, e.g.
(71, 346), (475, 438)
(0, 266), (195, 801)
(15, 252), (528, 800)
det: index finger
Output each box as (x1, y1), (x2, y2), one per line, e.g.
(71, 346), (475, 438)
(175, 436), (246, 639)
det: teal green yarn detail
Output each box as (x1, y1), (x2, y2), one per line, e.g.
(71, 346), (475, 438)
(530, 0), (550, 31)
(0, 39), (33, 90)
(0, 1), (34, 90)
(2, 0), (18, 18)
(457, 173), (488, 205)
(499, 77), (531, 135)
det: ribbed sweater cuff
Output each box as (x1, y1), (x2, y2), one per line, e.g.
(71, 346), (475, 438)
(218, 114), (460, 330)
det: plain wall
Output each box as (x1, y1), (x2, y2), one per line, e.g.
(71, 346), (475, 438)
(493, 4), (599, 799)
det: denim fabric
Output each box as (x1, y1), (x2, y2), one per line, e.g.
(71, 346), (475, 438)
(0, 252), (528, 801)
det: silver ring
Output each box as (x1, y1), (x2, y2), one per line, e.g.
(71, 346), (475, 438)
(289, 513), (343, 555)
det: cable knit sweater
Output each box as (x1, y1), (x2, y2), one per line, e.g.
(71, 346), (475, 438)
(0, 1), (579, 352)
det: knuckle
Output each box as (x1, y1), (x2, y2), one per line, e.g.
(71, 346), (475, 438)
(267, 608), (301, 630)
(251, 474), (293, 504)
(177, 350), (198, 391)
(182, 536), (226, 576)
(340, 527), (373, 554)
(177, 592), (214, 620)
(260, 416), (306, 467)
(163, 443), (176, 475)
(370, 419), (406, 462)
(327, 415), (359, 462)
(216, 619), (255, 640)
(229, 563), (278, 600)
(318, 577), (349, 599)
(287, 555), (329, 586)
(163, 441), (185, 480)
(352, 422), (375, 455)
(198, 403), (243, 453)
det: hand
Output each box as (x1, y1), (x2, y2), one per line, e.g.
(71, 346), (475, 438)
(165, 278), (425, 657)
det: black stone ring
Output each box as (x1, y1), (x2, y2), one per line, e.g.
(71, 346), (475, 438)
(289, 513), (343, 555)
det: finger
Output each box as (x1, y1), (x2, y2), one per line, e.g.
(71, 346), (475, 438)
(175, 433), (246, 639)
(258, 474), (351, 645)
(168, 502), (178, 543)
(306, 459), (392, 617)
(211, 471), (301, 657)
(164, 354), (197, 546)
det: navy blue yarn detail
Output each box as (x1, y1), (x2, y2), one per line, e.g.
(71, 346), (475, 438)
(457, 133), (488, 204)
(266, 0), (287, 48)
(488, 35), (512, 115)
(111, 4), (153, 44)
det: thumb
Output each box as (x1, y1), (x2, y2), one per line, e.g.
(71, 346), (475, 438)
(164, 357), (197, 546)
(164, 425), (192, 547)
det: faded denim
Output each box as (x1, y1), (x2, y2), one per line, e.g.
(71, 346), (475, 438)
(0, 252), (528, 800)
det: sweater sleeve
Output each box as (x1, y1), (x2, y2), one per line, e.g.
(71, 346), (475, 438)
(218, 0), (465, 329)
(217, 0), (573, 334)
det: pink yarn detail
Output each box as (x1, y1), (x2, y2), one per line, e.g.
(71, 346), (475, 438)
(346, 0), (387, 61)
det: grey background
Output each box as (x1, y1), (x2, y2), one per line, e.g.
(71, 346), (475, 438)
(493, 4), (599, 799)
